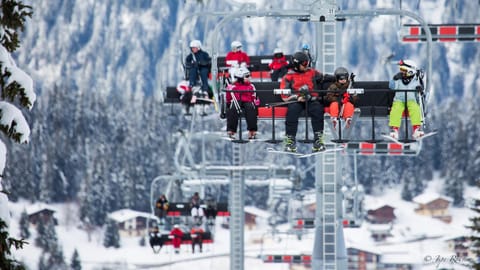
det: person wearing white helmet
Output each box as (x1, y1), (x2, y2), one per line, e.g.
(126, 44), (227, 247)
(268, 48), (289, 81)
(225, 40), (250, 83)
(388, 59), (424, 140)
(225, 66), (258, 140)
(185, 39), (212, 98)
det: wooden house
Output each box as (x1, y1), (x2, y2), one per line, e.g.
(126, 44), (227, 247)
(366, 204), (396, 224)
(244, 206), (270, 230)
(412, 194), (452, 223)
(26, 204), (57, 226)
(108, 209), (159, 237)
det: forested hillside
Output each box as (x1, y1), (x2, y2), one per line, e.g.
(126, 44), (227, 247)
(3, 0), (479, 227)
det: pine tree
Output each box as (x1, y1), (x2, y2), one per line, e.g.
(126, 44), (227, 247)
(35, 218), (58, 252)
(70, 248), (81, 270)
(103, 218), (120, 248)
(466, 181), (480, 269)
(18, 210), (29, 239)
(0, 1), (34, 269)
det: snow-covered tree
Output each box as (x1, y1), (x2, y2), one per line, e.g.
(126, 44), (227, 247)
(0, 1), (34, 269)
(103, 218), (120, 248)
(70, 248), (81, 270)
(466, 181), (480, 269)
(18, 209), (29, 239)
(35, 217), (58, 252)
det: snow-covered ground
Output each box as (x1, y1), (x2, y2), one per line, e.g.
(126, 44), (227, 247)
(9, 179), (477, 270)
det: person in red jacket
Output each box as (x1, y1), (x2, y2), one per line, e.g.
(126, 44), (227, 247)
(226, 66), (258, 140)
(225, 40), (250, 67)
(225, 41), (250, 83)
(190, 226), (205, 253)
(269, 48), (289, 81)
(280, 51), (333, 153)
(169, 224), (184, 254)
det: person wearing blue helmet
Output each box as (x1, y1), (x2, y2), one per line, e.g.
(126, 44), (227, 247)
(301, 43), (313, 67)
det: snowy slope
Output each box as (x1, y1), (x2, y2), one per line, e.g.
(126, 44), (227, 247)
(9, 178), (477, 270)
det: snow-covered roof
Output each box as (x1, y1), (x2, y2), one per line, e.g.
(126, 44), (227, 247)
(25, 203), (56, 216)
(244, 206), (271, 218)
(108, 209), (158, 223)
(412, 193), (453, 204)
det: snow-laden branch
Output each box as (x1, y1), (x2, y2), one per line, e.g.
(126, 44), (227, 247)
(0, 101), (30, 143)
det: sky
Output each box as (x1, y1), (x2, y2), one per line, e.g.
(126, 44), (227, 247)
(8, 178), (478, 270)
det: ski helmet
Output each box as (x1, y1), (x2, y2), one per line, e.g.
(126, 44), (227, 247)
(234, 66), (250, 80)
(398, 59), (417, 78)
(292, 51), (309, 69)
(231, 40), (242, 50)
(302, 43), (310, 50)
(334, 67), (349, 81)
(190, 40), (202, 49)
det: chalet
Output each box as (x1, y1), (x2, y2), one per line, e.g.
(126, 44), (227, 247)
(347, 245), (381, 270)
(244, 206), (270, 230)
(412, 193), (452, 223)
(368, 223), (393, 242)
(445, 234), (476, 259)
(26, 204), (57, 226)
(108, 209), (159, 237)
(366, 204), (396, 224)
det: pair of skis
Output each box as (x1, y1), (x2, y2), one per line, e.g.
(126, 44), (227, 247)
(381, 131), (437, 145)
(267, 147), (344, 158)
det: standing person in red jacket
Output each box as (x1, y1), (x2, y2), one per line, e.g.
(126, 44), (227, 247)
(225, 41), (250, 82)
(169, 224), (184, 254)
(269, 48), (289, 81)
(226, 66), (259, 140)
(280, 51), (333, 153)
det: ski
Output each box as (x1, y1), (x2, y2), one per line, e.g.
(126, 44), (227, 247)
(267, 148), (304, 157)
(298, 147), (344, 158)
(267, 147), (344, 158)
(381, 131), (437, 145)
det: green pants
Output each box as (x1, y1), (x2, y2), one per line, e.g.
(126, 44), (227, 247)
(389, 100), (422, 127)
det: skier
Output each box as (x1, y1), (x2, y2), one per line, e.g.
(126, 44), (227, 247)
(301, 43), (313, 67)
(185, 40), (212, 102)
(326, 67), (358, 129)
(190, 192), (205, 225)
(225, 40), (250, 83)
(280, 51), (333, 153)
(226, 66), (259, 140)
(269, 48), (289, 81)
(169, 224), (184, 254)
(388, 59), (424, 140)
(190, 226), (204, 253)
(154, 194), (169, 225)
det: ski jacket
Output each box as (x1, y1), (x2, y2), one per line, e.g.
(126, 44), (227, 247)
(226, 81), (256, 103)
(326, 81), (358, 104)
(225, 51), (250, 67)
(280, 68), (323, 100)
(269, 55), (289, 70)
(389, 77), (421, 102)
(155, 197), (169, 211)
(185, 50), (211, 69)
(170, 228), (184, 248)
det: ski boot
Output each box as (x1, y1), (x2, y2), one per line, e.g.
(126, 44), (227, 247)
(389, 127), (399, 139)
(312, 132), (326, 152)
(248, 131), (257, 140)
(284, 135), (297, 152)
(332, 117), (338, 130)
(345, 117), (352, 129)
(412, 126), (424, 140)
(227, 131), (236, 139)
